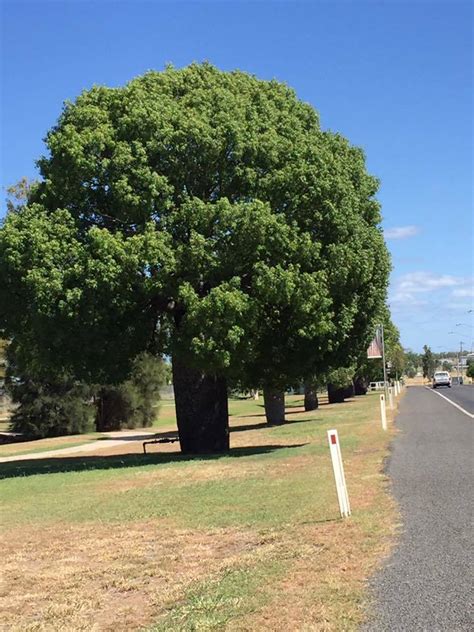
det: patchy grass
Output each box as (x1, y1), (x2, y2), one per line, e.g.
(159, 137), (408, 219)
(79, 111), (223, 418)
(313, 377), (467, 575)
(0, 392), (401, 631)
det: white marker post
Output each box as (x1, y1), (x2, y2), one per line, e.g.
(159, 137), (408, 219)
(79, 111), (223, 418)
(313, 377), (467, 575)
(388, 387), (394, 410)
(327, 429), (351, 518)
(380, 394), (387, 431)
(393, 381), (398, 397)
(397, 380), (401, 394)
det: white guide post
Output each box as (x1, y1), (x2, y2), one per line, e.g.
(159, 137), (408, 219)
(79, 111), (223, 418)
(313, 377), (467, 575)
(327, 429), (351, 518)
(394, 381), (398, 397)
(379, 394), (387, 431)
(397, 380), (401, 394)
(388, 387), (394, 410)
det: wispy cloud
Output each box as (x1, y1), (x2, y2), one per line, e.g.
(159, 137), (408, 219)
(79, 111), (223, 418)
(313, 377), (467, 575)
(390, 292), (427, 308)
(389, 272), (470, 309)
(397, 272), (463, 294)
(385, 225), (420, 240)
(452, 287), (474, 298)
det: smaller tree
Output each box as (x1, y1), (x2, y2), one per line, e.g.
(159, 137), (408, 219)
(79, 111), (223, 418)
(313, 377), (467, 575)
(405, 365), (417, 378)
(422, 345), (435, 379)
(6, 339), (93, 439)
(327, 367), (355, 404)
(95, 353), (166, 431)
(442, 360), (453, 372)
(8, 375), (93, 439)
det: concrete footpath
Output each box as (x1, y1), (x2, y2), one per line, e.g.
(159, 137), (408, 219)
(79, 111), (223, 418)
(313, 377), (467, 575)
(0, 429), (158, 463)
(364, 386), (473, 631)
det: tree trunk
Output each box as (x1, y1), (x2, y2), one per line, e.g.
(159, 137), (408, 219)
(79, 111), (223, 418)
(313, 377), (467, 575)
(354, 376), (368, 396)
(172, 358), (229, 454)
(327, 383), (345, 404)
(343, 381), (355, 399)
(263, 386), (285, 424)
(95, 387), (127, 432)
(304, 383), (319, 411)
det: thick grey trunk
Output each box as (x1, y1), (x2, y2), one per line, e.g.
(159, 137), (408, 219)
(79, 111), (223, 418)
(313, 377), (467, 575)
(172, 358), (229, 454)
(343, 381), (355, 399)
(95, 387), (127, 432)
(354, 376), (368, 396)
(263, 386), (285, 424)
(327, 383), (345, 404)
(304, 383), (319, 411)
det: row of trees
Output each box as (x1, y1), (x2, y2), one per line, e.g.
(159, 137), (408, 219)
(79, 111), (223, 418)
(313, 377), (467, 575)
(0, 64), (392, 452)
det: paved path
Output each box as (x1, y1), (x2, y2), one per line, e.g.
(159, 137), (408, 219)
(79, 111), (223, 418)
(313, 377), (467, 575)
(0, 430), (158, 463)
(364, 386), (473, 631)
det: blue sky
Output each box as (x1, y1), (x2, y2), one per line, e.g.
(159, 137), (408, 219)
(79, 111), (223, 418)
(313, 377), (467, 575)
(1, 0), (472, 353)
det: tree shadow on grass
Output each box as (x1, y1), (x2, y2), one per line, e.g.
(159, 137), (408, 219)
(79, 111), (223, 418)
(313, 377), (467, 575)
(232, 412), (267, 419)
(230, 416), (326, 433)
(96, 430), (178, 441)
(0, 443), (307, 480)
(233, 402), (334, 419)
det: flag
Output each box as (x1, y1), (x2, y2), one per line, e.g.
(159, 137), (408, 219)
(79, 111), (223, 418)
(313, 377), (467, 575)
(367, 327), (383, 359)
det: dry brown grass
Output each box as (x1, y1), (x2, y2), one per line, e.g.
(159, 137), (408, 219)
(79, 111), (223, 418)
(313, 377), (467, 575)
(1, 522), (264, 631)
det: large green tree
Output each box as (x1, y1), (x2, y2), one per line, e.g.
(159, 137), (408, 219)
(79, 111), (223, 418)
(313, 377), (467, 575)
(0, 64), (389, 452)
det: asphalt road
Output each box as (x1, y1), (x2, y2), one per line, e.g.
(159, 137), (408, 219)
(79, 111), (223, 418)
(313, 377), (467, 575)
(429, 383), (474, 415)
(364, 386), (473, 631)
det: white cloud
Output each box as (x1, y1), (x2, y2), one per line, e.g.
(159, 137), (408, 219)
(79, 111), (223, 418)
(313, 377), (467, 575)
(385, 225), (420, 240)
(389, 272), (470, 309)
(397, 271), (463, 294)
(452, 287), (474, 298)
(446, 302), (474, 311)
(389, 292), (427, 311)
(390, 291), (427, 307)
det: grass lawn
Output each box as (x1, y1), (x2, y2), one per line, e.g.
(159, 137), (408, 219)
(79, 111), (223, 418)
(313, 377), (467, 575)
(0, 392), (400, 631)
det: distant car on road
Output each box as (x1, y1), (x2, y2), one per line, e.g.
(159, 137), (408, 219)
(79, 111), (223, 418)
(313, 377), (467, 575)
(432, 371), (452, 388)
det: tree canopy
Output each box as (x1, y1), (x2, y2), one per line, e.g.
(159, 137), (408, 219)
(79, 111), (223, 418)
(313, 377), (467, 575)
(0, 64), (390, 452)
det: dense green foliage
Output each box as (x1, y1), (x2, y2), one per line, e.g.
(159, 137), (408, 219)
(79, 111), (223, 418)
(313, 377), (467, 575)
(404, 349), (421, 378)
(8, 375), (92, 439)
(327, 367), (354, 389)
(355, 306), (405, 384)
(6, 342), (164, 438)
(96, 353), (165, 431)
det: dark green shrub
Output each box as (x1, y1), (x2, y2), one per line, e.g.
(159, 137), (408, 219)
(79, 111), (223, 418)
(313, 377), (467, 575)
(95, 353), (166, 431)
(8, 377), (93, 439)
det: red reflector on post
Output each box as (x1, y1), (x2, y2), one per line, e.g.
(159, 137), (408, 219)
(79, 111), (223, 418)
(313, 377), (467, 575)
(330, 434), (337, 445)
